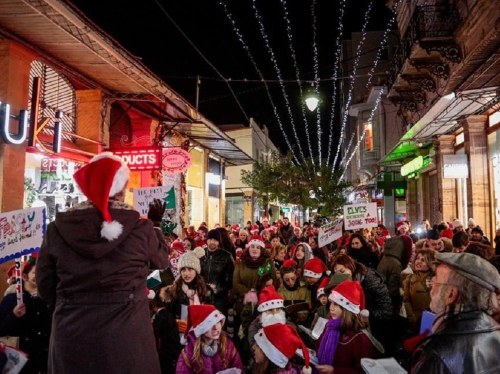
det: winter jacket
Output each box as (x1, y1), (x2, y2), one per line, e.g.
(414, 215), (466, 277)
(377, 238), (404, 315)
(0, 291), (51, 374)
(411, 309), (500, 374)
(153, 307), (182, 374)
(200, 247), (234, 312)
(354, 268), (393, 321)
(232, 258), (277, 297)
(36, 200), (168, 374)
(175, 331), (244, 374)
(402, 272), (432, 328)
(320, 330), (377, 374)
(347, 246), (379, 269)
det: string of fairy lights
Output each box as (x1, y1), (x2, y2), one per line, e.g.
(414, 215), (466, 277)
(210, 0), (398, 177)
(280, 0), (314, 164)
(251, 0), (307, 164)
(332, 0), (375, 171)
(325, 0), (347, 167)
(217, 0), (300, 164)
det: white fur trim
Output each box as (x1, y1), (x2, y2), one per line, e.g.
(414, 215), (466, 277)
(248, 239), (265, 248)
(147, 289), (155, 300)
(360, 309), (370, 318)
(316, 288), (325, 299)
(255, 329), (288, 368)
(302, 366), (312, 374)
(193, 309), (225, 338)
(329, 290), (360, 314)
(257, 299), (284, 312)
(91, 152), (130, 196)
(303, 269), (322, 279)
(101, 220), (123, 241)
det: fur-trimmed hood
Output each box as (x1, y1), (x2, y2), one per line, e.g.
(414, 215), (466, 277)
(53, 200), (142, 259)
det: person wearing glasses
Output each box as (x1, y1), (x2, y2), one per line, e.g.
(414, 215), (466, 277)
(411, 252), (500, 373)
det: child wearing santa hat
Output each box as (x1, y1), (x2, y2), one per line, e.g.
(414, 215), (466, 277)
(252, 323), (312, 374)
(303, 257), (330, 310)
(316, 280), (378, 373)
(176, 304), (244, 373)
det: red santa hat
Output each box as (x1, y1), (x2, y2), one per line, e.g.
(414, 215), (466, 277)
(170, 239), (185, 254)
(396, 221), (409, 231)
(303, 258), (328, 279)
(257, 285), (285, 312)
(231, 223), (240, 233)
(250, 224), (260, 234)
(281, 259), (297, 270)
(329, 280), (369, 317)
(247, 234), (265, 248)
(316, 277), (330, 299)
(187, 304), (225, 338)
(254, 323), (311, 373)
(73, 152), (130, 241)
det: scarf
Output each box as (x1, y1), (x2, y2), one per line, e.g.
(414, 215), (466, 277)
(241, 251), (267, 268)
(317, 318), (341, 365)
(181, 283), (200, 305)
(202, 341), (219, 357)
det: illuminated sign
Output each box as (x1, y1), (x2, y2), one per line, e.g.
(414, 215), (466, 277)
(401, 156), (424, 177)
(0, 102), (28, 145)
(163, 147), (193, 174)
(113, 147), (162, 171)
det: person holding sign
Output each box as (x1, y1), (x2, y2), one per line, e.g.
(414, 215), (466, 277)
(36, 152), (168, 374)
(0, 255), (51, 374)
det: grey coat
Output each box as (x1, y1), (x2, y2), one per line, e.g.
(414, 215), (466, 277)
(37, 200), (168, 374)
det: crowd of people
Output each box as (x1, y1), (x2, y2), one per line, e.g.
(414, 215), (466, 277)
(1, 152), (500, 373)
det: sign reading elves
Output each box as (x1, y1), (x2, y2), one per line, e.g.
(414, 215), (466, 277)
(343, 202), (378, 230)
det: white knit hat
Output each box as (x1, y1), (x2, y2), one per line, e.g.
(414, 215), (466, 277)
(178, 251), (201, 274)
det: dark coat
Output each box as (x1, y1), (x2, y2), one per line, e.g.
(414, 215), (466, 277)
(0, 292), (51, 374)
(411, 310), (500, 373)
(200, 247), (234, 312)
(36, 200), (169, 374)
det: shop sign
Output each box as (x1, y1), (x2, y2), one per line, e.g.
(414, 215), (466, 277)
(401, 156), (424, 177)
(112, 147), (162, 171)
(343, 202), (378, 230)
(443, 154), (468, 179)
(0, 102), (29, 145)
(163, 147), (192, 174)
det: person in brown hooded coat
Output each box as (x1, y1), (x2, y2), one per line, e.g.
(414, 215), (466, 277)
(36, 152), (168, 374)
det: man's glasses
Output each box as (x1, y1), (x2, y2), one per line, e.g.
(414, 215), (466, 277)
(425, 279), (457, 288)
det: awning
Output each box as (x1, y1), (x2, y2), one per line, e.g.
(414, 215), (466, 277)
(162, 121), (253, 166)
(382, 86), (500, 165)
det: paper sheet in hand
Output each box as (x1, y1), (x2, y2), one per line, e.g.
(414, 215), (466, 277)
(295, 347), (319, 366)
(360, 358), (407, 374)
(420, 310), (436, 334)
(298, 316), (328, 340)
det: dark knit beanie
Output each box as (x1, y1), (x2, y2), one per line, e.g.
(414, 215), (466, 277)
(207, 229), (221, 242)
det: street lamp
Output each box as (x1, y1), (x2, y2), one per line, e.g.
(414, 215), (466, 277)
(304, 84), (319, 111)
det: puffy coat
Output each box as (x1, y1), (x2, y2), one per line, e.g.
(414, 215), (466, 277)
(200, 247), (234, 312)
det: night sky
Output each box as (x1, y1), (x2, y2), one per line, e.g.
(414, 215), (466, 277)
(68, 0), (393, 160)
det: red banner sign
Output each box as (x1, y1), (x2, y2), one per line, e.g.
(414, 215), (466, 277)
(112, 147), (162, 171)
(163, 147), (192, 174)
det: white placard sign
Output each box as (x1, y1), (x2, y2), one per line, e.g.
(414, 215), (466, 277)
(318, 219), (343, 247)
(0, 207), (46, 264)
(343, 202), (378, 230)
(133, 186), (174, 216)
(443, 154), (468, 179)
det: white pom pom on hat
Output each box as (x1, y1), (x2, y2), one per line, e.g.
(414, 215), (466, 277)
(73, 152), (130, 241)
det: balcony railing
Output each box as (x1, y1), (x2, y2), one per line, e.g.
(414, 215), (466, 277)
(388, 5), (461, 91)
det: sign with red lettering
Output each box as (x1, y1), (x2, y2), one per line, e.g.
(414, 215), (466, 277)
(163, 147), (192, 174)
(112, 147), (162, 171)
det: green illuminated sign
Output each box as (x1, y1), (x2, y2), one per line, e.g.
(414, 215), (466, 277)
(401, 156), (423, 176)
